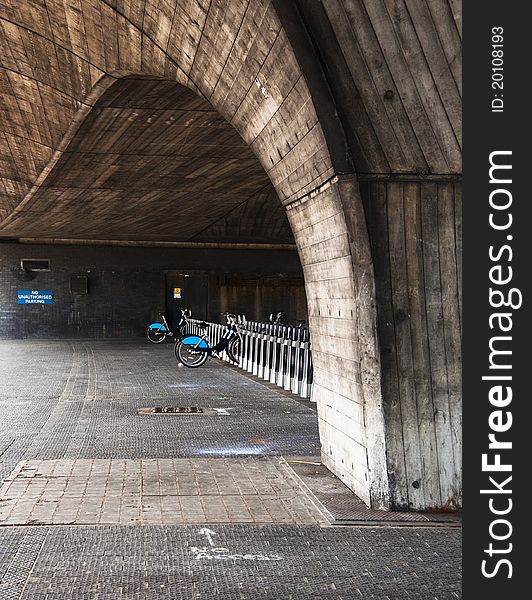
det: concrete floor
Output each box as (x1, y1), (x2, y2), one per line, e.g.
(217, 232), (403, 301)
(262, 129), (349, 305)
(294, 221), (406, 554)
(0, 340), (461, 599)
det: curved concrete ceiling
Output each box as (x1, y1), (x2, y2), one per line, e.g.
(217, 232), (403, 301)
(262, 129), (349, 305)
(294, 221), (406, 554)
(0, 76), (293, 243)
(0, 0), (336, 245)
(0, 0), (461, 244)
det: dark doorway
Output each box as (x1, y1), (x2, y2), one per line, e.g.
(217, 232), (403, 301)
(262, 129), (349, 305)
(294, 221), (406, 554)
(165, 271), (209, 327)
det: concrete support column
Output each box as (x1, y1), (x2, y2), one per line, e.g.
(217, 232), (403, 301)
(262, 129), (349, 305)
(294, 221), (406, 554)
(286, 175), (389, 509)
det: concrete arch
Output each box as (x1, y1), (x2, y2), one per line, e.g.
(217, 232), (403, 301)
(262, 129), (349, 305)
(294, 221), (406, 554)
(0, 0), (437, 509)
(0, 0), (389, 507)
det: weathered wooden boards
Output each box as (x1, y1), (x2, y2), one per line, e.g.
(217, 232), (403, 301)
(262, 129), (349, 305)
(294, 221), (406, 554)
(319, 0), (462, 175)
(362, 179), (462, 510)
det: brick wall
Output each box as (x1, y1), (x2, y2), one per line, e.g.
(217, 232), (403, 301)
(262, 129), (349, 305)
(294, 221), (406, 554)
(0, 243), (304, 339)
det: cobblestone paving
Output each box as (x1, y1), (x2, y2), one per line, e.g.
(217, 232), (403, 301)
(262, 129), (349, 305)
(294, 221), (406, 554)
(0, 340), (461, 599)
(0, 458), (324, 526)
(0, 524), (461, 600)
(0, 340), (320, 480)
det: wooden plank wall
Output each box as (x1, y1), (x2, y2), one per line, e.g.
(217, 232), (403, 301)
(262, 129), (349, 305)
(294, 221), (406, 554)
(362, 179), (462, 510)
(317, 0), (462, 175)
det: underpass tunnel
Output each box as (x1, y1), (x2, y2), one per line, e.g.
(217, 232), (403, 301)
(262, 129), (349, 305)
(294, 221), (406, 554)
(0, 0), (462, 513)
(0, 76), (309, 331)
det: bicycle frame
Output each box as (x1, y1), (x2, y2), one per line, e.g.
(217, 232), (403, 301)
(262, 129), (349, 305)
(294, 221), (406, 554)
(148, 309), (190, 336)
(147, 313), (173, 335)
(175, 313), (244, 368)
(180, 324), (238, 356)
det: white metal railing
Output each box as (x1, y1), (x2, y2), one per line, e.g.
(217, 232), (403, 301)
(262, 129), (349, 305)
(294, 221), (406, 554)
(186, 317), (313, 399)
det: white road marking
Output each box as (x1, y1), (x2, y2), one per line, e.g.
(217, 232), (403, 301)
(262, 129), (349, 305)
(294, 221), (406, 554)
(199, 527), (217, 547)
(212, 408), (231, 416)
(192, 528), (284, 562)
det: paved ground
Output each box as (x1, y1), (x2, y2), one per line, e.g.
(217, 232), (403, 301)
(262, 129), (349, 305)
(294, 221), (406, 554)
(0, 340), (461, 599)
(287, 461), (460, 525)
(0, 458), (324, 526)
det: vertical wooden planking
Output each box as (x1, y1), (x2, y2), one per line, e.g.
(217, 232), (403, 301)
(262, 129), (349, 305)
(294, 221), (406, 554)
(296, 0), (390, 173)
(357, 0), (449, 173)
(420, 183), (456, 506)
(403, 182), (441, 508)
(377, 0), (459, 171)
(401, 0), (462, 150)
(387, 181), (425, 509)
(437, 183), (462, 506)
(362, 181), (408, 508)
(447, 0), (462, 38)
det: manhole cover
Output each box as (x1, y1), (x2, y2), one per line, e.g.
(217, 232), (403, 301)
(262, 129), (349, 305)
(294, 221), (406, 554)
(137, 407), (204, 415)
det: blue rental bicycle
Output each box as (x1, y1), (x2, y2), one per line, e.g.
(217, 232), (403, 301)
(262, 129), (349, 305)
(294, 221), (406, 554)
(146, 309), (190, 344)
(175, 313), (242, 368)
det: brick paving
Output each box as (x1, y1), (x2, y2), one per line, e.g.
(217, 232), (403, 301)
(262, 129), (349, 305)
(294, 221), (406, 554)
(0, 458), (325, 526)
(0, 340), (461, 599)
(0, 525), (461, 600)
(0, 341), (319, 481)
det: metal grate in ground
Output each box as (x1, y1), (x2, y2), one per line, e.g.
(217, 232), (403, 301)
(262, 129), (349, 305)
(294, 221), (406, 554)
(0, 340), (320, 481)
(0, 527), (49, 600)
(137, 406), (205, 414)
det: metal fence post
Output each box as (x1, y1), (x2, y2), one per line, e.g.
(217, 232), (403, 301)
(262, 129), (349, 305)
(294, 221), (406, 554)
(186, 317), (313, 399)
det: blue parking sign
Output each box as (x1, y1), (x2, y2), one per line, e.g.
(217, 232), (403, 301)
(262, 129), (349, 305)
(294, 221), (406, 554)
(18, 290), (53, 305)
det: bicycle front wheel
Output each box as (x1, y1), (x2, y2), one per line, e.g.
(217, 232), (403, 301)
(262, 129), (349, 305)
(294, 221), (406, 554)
(176, 342), (208, 368)
(146, 326), (167, 344)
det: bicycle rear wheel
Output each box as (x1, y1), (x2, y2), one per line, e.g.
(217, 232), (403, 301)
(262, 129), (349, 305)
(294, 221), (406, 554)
(226, 337), (241, 364)
(146, 326), (167, 344)
(176, 341), (208, 368)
